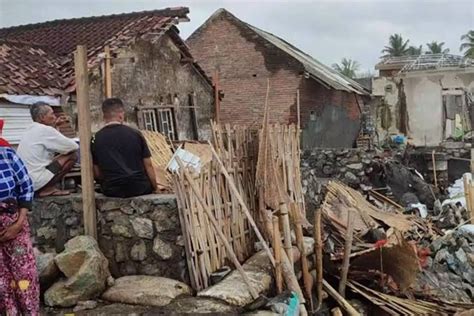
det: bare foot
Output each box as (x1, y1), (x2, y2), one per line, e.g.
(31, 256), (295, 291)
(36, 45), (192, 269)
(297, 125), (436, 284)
(38, 187), (70, 197)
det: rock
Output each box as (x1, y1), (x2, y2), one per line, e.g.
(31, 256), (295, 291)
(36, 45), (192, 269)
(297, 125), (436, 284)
(153, 237), (173, 260)
(44, 236), (111, 307)
(344, 171), (359, 185)
(347, 163), (363, 171)
(130, 240), (147, 261)
(115, 242), (128, 263)
(107, 276), (115, 287)
(400, 192), (420, 207)
(455, 248), (468, 264)
(111, 224), (133, 238)
(73, 300), (98, 312)
(34, 249), (60, 291)
(102, 275), (192, 307)
(37, 226), (57, 240)
(131, 217), (154, 239)
(150, 297), (236, 315)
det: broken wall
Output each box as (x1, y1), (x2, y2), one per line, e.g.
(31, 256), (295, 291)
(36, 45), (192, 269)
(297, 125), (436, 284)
(69, 34), (214, 140)
(373, 70), (474, 146)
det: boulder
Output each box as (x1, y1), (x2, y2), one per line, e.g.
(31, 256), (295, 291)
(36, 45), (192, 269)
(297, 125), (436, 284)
(34, 248), (60, 291)
(44, 236), (111, 307)
(102, 275), (192, 307)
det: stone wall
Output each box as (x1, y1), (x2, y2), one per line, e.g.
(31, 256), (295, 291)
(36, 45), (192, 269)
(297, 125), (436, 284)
(30, 194), (187, 283)
(301, 148), (377, 211)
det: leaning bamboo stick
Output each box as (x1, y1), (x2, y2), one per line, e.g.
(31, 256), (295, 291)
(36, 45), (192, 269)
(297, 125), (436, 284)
(432, 150), (438, 189)
(281, 249), (307, 316)
(338, 209), (354, 297)
(292, 204), (313, 310)
(323, 279), (361, 316)
(209, 142), (276, 266)
(314, 208), (323, 310)
(272, 216), (283, 294)
(175, 158), (259, 299)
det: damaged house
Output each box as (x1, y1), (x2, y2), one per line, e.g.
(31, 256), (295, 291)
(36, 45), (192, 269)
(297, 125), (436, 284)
(186, 9), (369, 148)
(0, 7), (214, 142)
(373, 54), (474, 146)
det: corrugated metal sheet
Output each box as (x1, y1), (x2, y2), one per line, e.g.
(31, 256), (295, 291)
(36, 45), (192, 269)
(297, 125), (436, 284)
(247, 25), (369, 95)
(0, 102), (33, 145)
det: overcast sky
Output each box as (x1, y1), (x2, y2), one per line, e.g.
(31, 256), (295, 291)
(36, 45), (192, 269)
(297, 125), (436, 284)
(0, 0), (473, 74)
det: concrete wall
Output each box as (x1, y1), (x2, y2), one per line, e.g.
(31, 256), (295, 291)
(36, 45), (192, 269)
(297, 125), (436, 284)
(187, 11), (362, 147)
(30, 194), (188, 283)
(68, 33), (214, 141)
(373, 70), (474, 146)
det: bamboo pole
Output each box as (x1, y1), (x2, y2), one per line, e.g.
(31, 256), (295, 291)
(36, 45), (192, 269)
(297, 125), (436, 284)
(323, 279), (361, 316)
(338, 210), (354, 297)
(463, 174), (472, 221)
(272, 216), (283, 294)
(292, 204), (313, 310)
(314, 208), (323, 310)
(432, 150), (438, 189)
(209, 142), (276, 266)
(74, 45), (97, 239)
(175, 158), (259, 299)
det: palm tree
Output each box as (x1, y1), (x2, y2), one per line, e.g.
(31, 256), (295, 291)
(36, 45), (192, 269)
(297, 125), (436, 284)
(381, 34), (410, 57)
(460, 30), (474, 58)
(332, 58), (360, 79)
(426, 41), (449, 54)
(407, 45), (423, 56)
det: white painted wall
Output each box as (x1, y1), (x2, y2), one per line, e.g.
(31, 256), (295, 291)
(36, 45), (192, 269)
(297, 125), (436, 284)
(374, 69), (474, 146)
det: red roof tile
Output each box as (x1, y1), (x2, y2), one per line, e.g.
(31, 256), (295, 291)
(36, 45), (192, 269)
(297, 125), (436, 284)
(0, 7), (190, 95)
(0, 40), (65, 95)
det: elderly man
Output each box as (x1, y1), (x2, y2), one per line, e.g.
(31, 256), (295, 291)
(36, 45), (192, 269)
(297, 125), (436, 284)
(91, 98), (157, 197)
(17, 102), (78, 197)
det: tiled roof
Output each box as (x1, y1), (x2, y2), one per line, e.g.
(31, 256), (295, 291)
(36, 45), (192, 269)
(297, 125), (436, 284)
(0, 7), (190, 95)
(0, 40), (66, 95)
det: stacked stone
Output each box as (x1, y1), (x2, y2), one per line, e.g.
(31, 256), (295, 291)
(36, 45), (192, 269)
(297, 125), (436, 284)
(31, 194), (187, 282)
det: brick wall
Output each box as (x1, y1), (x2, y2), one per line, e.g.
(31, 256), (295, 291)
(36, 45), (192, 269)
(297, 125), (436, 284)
(187, 13), (304, 127)
(187, 10), (361, 147)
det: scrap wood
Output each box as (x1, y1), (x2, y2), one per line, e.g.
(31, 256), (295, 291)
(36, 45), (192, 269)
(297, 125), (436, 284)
(322, 279), (361, 316)
(348, 280), (472, 315)
(323, 181), (414, 252)
(313, 208), (324, 311)
(338, 209), (355, 297)
(142, 130), (173, 190)
(183, 142), (212, 166)
(350, 235), (419, 292)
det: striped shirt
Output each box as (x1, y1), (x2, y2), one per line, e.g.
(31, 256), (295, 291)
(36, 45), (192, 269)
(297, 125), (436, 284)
(0, 147), (34, 209)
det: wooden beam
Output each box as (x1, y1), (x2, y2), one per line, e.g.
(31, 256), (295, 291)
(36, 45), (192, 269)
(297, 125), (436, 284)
(74, 45), (97, 239)
(213, 70), (220, 124)
(104, 46), (112, 98)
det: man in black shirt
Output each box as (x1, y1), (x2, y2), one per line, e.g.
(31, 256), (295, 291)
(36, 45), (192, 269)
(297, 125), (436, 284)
(91, 98), (157, 197)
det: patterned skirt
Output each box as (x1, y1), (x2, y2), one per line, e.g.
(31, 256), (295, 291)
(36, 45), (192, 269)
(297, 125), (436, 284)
(0, 205), (40, 316)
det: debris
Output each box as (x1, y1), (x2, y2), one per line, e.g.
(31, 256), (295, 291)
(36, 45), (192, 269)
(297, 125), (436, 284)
(102, 275), (192, 307)
(44, 236), (110, 307)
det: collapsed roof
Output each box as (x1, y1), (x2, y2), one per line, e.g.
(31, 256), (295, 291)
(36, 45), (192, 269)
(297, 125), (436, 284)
(376, 53), (474, 73)
(0, 7), (196, 96)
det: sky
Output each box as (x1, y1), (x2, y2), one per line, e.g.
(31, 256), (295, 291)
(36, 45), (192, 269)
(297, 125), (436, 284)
(0, 0), (473, 75)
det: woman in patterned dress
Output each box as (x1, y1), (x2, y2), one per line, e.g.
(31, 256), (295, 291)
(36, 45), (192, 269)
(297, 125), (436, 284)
(0, 144), (39, 315)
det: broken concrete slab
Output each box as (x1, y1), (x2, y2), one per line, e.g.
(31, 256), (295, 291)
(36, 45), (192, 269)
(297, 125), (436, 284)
(198, 237), (314, 306)
(102, 275), (192, 307)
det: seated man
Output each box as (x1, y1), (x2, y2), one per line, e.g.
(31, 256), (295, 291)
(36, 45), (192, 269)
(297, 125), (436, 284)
(91, 98), (157, 198)
(17, 102), (79, 197)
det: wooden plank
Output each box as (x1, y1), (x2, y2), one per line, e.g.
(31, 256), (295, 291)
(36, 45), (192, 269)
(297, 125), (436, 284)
(74, 45), (97, 239)
(104, 46), (112, 98)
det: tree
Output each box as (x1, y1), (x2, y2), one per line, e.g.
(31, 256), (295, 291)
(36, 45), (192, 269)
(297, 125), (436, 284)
(426, 41), (449, 54)
(407, 45), (423, 56)
(381, 34), (410, 57)
(331, 58), (360, 79)
(460, 30), (474, 58)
